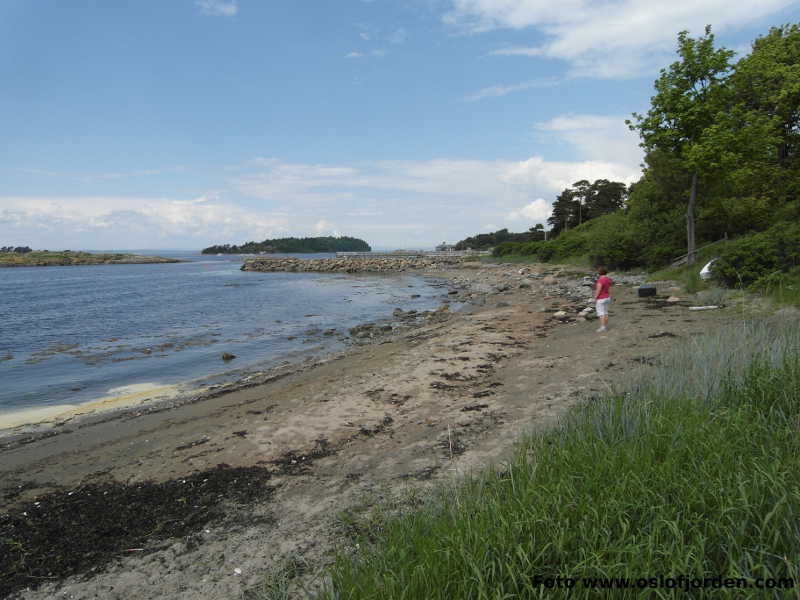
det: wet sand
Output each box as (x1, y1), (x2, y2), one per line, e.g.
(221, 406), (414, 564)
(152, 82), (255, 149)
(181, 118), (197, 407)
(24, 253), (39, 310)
(0, 263), (732, 599)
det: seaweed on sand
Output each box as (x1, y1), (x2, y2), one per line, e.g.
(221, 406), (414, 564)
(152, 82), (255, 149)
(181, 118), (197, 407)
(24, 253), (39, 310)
(0, 464), (274, 597)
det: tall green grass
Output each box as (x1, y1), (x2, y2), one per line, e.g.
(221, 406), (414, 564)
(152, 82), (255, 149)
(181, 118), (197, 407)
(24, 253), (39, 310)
(322, 319), (800, 599)
(755, 270), (800, 308)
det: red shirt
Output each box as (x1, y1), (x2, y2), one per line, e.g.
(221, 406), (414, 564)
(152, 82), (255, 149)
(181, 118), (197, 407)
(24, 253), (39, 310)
(596, 276), (612, 300)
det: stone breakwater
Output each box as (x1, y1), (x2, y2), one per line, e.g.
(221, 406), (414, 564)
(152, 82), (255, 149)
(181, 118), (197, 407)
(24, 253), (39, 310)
(241, 255), (469, 273)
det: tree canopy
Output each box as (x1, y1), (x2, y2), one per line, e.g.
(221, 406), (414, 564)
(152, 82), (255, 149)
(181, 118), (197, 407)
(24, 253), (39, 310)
(202, 236), (371, 254)
(547, 179), (628, 235)
(628, 25), (734, 264)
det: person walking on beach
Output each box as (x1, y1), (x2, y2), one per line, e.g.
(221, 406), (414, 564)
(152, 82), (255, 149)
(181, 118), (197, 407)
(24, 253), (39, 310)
(595, 267), (613, 333)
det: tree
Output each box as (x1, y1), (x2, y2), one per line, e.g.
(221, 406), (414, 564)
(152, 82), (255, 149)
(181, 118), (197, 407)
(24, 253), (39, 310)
(547, 179), (628, 234)
(548, 187), (577, 234)
(725, 25), (800, 203)
(586, 179), (628, 219)
(629, 26), (734, 264)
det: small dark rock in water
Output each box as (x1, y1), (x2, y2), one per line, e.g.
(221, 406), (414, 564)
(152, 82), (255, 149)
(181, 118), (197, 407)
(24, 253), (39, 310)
(323, 329), (337, 336)
(222, 352), (236, 361)
(410, 294), (421, 298)
(349, 323), (376, 338)
(448, 289), (459, 295)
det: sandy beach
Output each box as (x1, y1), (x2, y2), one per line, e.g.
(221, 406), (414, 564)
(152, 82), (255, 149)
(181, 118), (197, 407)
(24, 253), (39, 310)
(0, 263), (732, 599)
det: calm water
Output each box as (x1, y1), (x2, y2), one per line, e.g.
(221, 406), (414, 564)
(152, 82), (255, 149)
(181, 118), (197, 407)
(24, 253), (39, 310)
(0, 251), (450, 415)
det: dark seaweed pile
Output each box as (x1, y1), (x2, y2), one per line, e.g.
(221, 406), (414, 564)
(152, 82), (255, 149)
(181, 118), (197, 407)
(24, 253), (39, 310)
(0, 464), (273, 598)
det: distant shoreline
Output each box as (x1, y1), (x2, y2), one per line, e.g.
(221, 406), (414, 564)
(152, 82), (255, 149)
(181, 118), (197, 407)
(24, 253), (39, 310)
(0, 251), (182, 268)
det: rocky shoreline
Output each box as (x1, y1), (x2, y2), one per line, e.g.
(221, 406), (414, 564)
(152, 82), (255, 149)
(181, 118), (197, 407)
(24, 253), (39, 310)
(0, 252), (181, 268)
(241, 255), (470, 273)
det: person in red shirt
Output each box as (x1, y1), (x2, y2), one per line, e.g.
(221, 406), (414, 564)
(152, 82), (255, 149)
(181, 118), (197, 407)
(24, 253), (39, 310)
(594, 267), (613, 333)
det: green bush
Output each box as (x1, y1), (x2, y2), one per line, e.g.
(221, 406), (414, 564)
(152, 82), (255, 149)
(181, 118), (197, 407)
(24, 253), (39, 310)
(712, 223), (800, 287)
(583, 213), (645, 269)
(491, 241), (543, 257)
(492, 213), (681, 270)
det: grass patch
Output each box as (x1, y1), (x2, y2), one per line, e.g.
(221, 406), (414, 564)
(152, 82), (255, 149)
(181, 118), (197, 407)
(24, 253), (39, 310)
(753, 270), (800, 308)
(322, 318), (800, 599)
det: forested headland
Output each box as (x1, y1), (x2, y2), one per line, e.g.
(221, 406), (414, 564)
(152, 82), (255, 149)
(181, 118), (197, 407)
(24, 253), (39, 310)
(201, 236), (371, 255)
(481, 24), (800, 299)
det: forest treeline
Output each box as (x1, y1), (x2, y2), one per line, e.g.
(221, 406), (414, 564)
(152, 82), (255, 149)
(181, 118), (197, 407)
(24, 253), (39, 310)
(477, 24), (800, 290)
(202, 236), (371, 254)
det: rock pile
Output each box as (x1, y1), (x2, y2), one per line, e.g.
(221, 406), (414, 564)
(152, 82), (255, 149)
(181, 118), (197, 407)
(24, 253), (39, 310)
(241, 256), (469, 273)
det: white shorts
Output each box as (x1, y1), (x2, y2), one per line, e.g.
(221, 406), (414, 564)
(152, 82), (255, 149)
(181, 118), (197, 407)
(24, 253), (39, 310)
(596, 297), (611, 317)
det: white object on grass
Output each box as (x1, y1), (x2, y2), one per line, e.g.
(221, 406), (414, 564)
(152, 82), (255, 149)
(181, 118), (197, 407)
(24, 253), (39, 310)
(689, 305), (721, 311)
(699, 259), (717, 280)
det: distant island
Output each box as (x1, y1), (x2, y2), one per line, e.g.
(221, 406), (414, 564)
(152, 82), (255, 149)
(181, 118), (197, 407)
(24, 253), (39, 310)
(202, 236), (371, 254)
(0, 249), (181, 268)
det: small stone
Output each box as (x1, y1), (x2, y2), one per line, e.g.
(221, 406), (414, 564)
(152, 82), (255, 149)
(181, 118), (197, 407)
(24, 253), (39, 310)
(222, 353), (236, 361)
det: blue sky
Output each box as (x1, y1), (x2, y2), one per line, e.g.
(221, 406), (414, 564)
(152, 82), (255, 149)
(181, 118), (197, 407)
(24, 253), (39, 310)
(2, 0), (799, 250)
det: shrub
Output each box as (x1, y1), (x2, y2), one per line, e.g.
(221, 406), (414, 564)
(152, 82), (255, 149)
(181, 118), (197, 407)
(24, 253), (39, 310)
(583, 213), (646, 269)
(713, 222), (800, 287)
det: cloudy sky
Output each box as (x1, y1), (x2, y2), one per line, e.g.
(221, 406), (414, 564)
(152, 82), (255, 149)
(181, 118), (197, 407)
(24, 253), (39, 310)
(2, 0), (798, 250)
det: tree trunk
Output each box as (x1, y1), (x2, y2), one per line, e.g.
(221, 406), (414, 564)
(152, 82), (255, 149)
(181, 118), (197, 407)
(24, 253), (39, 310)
(686, 172), (697, 265)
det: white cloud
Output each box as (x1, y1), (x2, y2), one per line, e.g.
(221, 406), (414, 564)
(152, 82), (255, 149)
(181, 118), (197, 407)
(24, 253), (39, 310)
(502, 156), (639, 191)
(446, 0), (796, 78)
(507, 197), (551, 222)
(345, 49), (386, 59)
(464, 78), (559, 101)
(0, 196), (286, 249)
(313, 219), (340, 236)
(3, 111), (644, 248)
(195, 0), (238, 17)
(535, 114), (643, 167)
(227, 139), (641, 244)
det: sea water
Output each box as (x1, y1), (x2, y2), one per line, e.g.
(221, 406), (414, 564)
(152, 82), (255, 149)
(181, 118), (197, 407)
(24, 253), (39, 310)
(0, 251), (451, 422)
